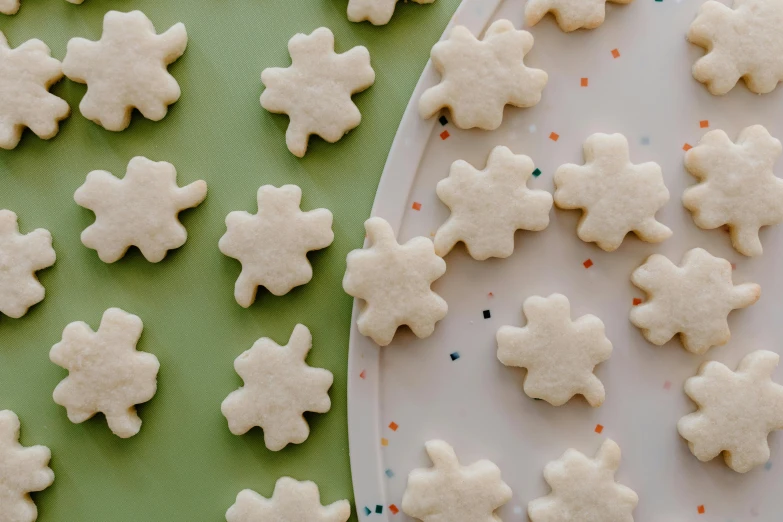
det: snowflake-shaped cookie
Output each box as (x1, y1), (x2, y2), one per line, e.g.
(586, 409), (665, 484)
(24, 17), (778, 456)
(419, 19), (548, 130)
(630, 248), (760, 355)
(347, 0), (435, 25)
(554, 133), (672, 251)
(343, 217), (447, 346)
(226, 477), (350, 522)
(0, 210), (56, 320)
(525, 0), (633, 32)
(0, 410), (54, 522)
(219, 185), (334, 307)
(261, 27), (375, 157)
(497, 294), (613, 407)
(678, 350), (783, 473)
(683, 125), (783, 257)
(528, 439), (638, 522)
(50, 308), (160, 438)
(74, 156), (207, 263)
(221, 324), (333, 452)
(62, 10), (187, 131)
(0, 0), (19, 14)
(0, 32), (69, 150)
(434, 146), (553, 260)
(688, 0), (783, 94)
(401, 440), (512, 522)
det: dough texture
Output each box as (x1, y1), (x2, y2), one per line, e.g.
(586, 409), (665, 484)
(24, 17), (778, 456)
(347, 0), (435, 25)
(226, 477), (350, 522)
(525, 0), (634, 32)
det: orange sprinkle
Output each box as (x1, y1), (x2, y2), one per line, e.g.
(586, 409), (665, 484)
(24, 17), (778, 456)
(488, 292), (494, 297)
(440, 130), (450, 140)
(359, 370), (366, 379)
(389, 422), (398, 431)
(381, 438), (389, 447)
(700, 120), (709, 128)
(683, 143), (693, 151)
(611, 49), (620, 59)
(412, 202), (422, 211)
(632, 298), (642, 306)
(595, 424), (604, 434)
(580, 77), (589, 87)
(697, 505), (705, 514)
(549, 132), (560, 141)
(389, 505), (399, 515)
(583, 259), (593, 269)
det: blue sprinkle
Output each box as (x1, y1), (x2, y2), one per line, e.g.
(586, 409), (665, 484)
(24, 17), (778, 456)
(376, 505), (383, 514)
(385, 469), (394, 478)
(641, 136), (650, 145)
(450, 352), (460, 361)
(765, 461), (773, 470)
(364, 506), (371, 516)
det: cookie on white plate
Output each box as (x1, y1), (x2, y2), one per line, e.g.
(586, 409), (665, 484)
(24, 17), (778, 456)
(0, 32), (69, 149)
(683, 125), (783, 256)
(347, 0), (434, 25)
(528, 439), (638, 522)
(261, 27), (375, 157)
(74, 156), (207, 263)
(50, 308), (160, 438)
(497, 294), (612, 407)
(0, 410), (54, 522)
(688, 0), (783, 94)
(419, 19), (547, 130)
(630, 248), (760, 355)
(226, 477), (350, 522)
(343, 217), (447, 346)
(62, 10), (187, 131)
(434, 146), (553, 260)
(219, 185), (334, 307)
(525, 0), (633, 32)
(221, 324), (333, 452)
(402, 440), (512, 522)
(554, 133), (671, 252)
(678, 350), (783, 473)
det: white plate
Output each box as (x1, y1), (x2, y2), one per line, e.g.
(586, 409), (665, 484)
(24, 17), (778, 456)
(347, 0), (783, 520)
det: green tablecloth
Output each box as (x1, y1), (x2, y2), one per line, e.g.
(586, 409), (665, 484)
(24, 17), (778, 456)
(0, 0), (458, 519)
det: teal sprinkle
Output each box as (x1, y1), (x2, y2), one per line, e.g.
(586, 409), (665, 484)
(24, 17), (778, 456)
(532, 168), (542, 177)
(364, 506), (371, 516)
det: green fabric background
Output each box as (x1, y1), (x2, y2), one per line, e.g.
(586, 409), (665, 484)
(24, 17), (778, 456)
(0, 0), (458, 519)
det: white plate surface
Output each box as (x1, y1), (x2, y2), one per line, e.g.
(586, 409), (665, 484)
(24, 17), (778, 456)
(348, 0), (783, 520)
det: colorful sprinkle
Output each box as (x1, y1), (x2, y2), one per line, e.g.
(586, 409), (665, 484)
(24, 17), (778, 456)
(389, 421), (399, 431)
(440, 130), (450, 140)
(390, 504), (399, 515)
(532, 168), (542, 177)
(683, 143), (693, 151)
(412, 202), (422, 211)
(700, 120), (709, 128)
(439, 116), (448, 126)
(381, 438), (389, 446)
(765, 461), (773, 470)
(697, 505), (705, 514)
(483, 310), (491, 319)
(376, 505), (383, 514)
(529, 124), (537, 133)
(488, 292), (494, 297)
(385, 468), (395, 478)
(731, 263), (737, 270)
(641, 136), (650, 145)
(632, 298), (642, 306)
(611, 48), (620, 59)
(595, 424), (604, 434)
(364, 506), (372, 516)
(664, 380), (672, 390)
(360, 370), (366, 379)
(549, 132), (560, 141)
(450, 351), (460, 361)
(583, 259), (593, 269)
(580, 77), (589, 87)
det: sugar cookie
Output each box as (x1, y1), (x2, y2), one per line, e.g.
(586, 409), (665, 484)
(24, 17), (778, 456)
(0, 32), (69, 149)
(62, 10), (187, 131)
(688, 0), (783, 94)
(74, 156), (207, 263)
(221, 324), (333, 452)
(497, 293), (612, 407)
(0, 410), (54, 522)
(343, 217), (447, 346)
(554, 133), (671, 252)
(261, 27), (375, 157)
(525, 0), (633, 32)
(0, 210), (56, 320)
(528, 439), (638, 522)
(434, 146), (553, 260)
(630, 248), (760, 355)
(419, 19), (547, 130)
(218, 185), (334, 307)
(678, 350), (783, 473)
(226, 477), (350, 522)
(401, 440), (512, 522)
(0, 0), (19, 14)
(50, 308), (159, 438)
(347, 0), (435, 25)
(683, 125), (783, 256)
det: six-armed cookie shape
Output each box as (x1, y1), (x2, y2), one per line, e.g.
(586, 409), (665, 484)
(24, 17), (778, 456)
(688, 0), (783, 94)
(261, 27), (375, 157)
(678, 350), (783, 473)
(631, 248), (760, 354)
(219, 184), (334, 307)
(684, 125), (783, 256)
(343, 217), (447, 346)
(402, 440), (512, 522)
(75, 156), (207, 263)
(435, 146), (553, 260)
(528, 439), (638, 522)
(0, 32), (69, 149)
(0, 410), (54, 522)
(554, 133), (672, 251)
(221, 324), (333, 451)
(50, 308), (160, 438)
(226, 477), (350, 522)
(347, 0), (434, 25)
(525, 0), (633, 32)
(62, 10), (187, 131)
(497, 293), (613, 407)
(419, 19), (548, 130)
(0, 210), (56, 320)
